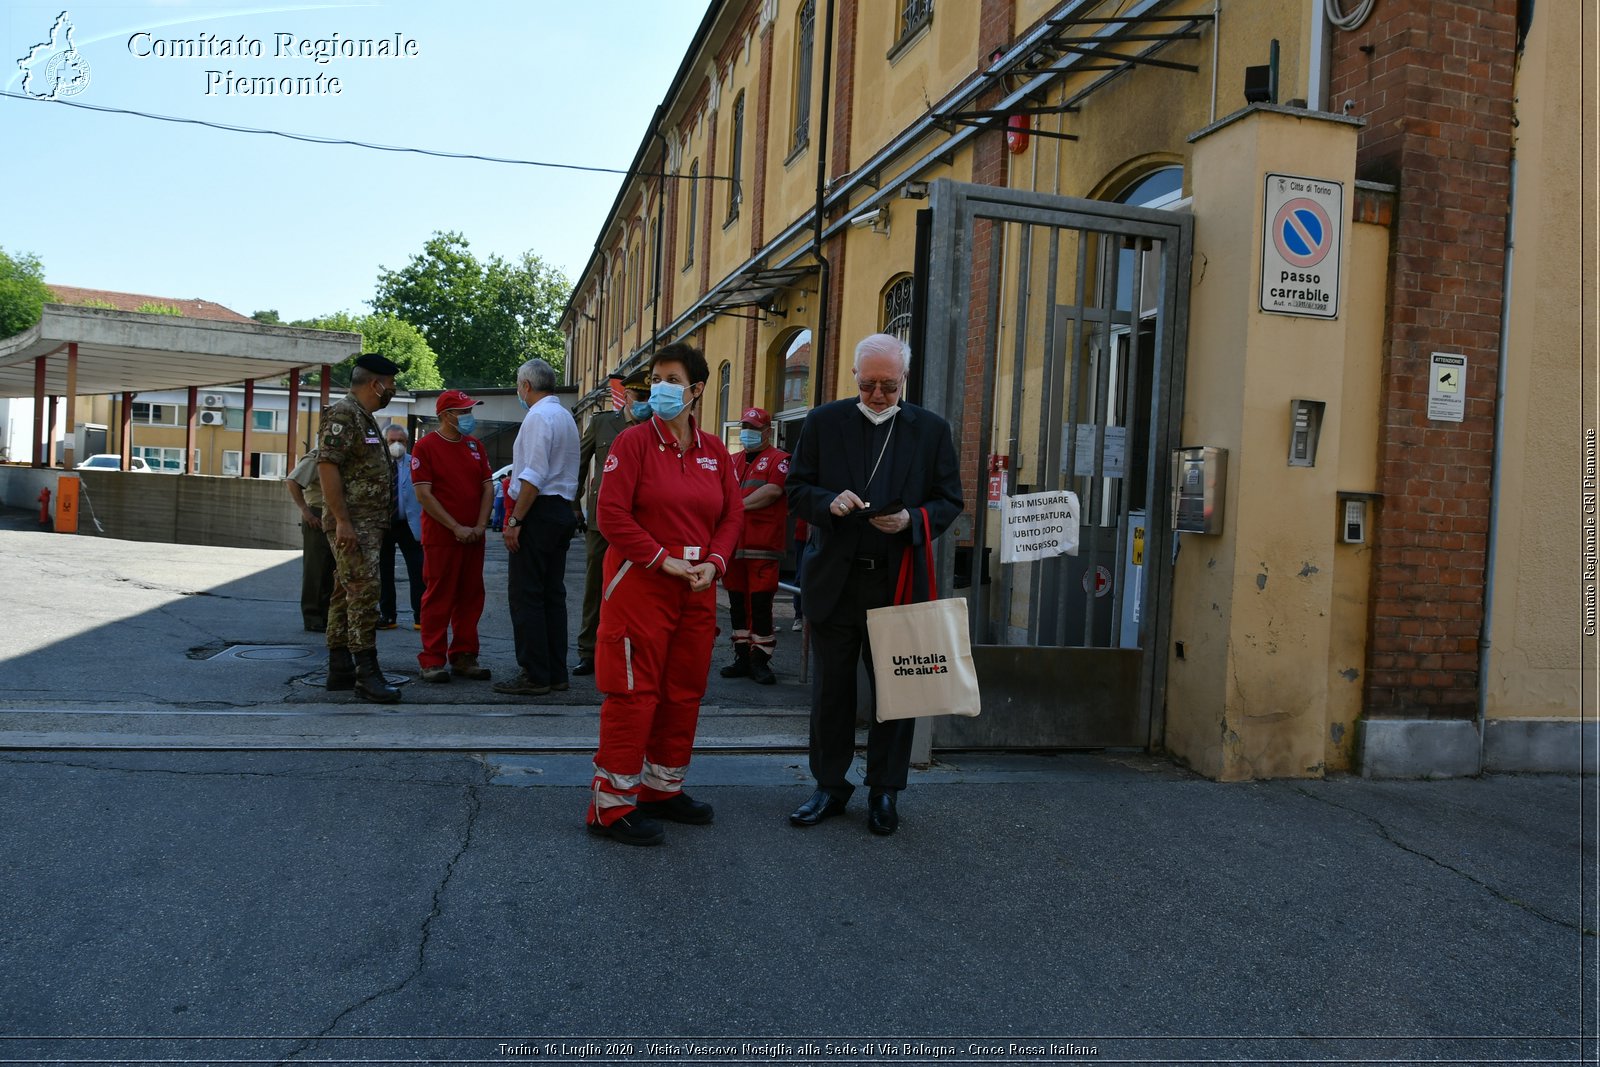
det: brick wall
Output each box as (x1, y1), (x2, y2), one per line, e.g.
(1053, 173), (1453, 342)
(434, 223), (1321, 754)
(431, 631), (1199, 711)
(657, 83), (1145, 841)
(1330, 1), (1518, 718)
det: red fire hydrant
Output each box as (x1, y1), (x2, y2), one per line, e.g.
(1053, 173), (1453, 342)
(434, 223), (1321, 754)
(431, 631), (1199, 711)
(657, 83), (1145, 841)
(37, 486), (51, 524)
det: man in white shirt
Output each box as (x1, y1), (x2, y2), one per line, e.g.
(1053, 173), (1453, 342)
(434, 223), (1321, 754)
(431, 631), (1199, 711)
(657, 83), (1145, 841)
(494, 357), (582, 697)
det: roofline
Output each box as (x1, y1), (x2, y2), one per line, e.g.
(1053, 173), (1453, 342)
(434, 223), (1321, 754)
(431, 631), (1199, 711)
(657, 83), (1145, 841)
(561, 0), (726, 327)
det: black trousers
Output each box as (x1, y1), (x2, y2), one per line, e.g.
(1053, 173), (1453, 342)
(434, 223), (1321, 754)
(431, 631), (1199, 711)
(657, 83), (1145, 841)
(577, 525), (608, 658)
(507, 495), (577, 686)
(379, 518), (425, 623)
(807, 562), (915, 798)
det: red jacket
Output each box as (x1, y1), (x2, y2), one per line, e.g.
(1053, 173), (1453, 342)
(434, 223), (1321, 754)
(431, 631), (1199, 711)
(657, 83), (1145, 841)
(597, 415), (743, 575)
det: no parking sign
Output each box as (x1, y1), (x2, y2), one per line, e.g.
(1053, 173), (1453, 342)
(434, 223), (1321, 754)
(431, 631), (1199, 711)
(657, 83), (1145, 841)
(1260, 172), (1343, 319)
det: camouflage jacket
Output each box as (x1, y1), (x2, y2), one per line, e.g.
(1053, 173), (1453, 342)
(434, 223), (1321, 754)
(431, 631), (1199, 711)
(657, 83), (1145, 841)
(318, 394), (394, 527)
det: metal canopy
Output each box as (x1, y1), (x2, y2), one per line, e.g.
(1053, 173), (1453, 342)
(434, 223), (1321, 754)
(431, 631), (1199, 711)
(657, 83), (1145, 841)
(703, 263), (819, 314)
(0, 305), (363, 398)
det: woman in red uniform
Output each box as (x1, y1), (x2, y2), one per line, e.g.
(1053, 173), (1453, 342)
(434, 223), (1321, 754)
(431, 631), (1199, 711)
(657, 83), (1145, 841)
(588, 343), (743, 846)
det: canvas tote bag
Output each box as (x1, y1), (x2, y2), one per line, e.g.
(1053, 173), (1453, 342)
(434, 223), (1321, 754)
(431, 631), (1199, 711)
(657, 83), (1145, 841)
(867, 509), (981, 722)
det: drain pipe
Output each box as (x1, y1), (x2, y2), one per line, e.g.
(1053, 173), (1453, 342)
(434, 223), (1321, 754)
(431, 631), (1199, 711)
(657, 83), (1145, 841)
(1477, 156), (1517, 774)
(810, 0), (836, 409)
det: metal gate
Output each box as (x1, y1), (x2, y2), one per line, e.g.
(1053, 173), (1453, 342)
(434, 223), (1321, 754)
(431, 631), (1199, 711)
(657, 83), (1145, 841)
(916, 180), (1193, 749)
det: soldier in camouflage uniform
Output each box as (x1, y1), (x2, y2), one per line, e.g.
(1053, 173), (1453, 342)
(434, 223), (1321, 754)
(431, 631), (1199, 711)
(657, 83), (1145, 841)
(317, 353), (404, 702)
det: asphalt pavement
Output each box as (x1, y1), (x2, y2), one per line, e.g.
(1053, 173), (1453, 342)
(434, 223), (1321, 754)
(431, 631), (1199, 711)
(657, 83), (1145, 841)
(0, 508), (1593, 1066)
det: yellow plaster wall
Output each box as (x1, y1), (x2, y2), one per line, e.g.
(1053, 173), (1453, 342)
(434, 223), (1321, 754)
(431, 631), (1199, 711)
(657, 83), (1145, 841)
(1486, 1), (1589, 720)
(1008, 0), (1308, 204)
(848, 2), (982, 175)
(1166, 107), (1357, 780)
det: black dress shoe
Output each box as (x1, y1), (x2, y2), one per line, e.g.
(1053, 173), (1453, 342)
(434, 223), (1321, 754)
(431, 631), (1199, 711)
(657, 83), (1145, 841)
(867, 790), (899, 835)
(789, 789), (848, 827)
(572, 657), (595, 676)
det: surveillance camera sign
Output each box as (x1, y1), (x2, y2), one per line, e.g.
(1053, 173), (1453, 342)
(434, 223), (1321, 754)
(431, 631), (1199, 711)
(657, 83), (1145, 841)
(1260, 173), (1343, 319)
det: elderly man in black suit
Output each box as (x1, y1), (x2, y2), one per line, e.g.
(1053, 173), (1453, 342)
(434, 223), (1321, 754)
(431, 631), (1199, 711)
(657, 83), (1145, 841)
(784, 333), (964, 835)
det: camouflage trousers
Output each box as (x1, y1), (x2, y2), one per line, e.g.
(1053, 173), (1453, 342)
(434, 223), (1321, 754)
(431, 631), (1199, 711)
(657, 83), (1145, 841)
(326, 521), (384, 652)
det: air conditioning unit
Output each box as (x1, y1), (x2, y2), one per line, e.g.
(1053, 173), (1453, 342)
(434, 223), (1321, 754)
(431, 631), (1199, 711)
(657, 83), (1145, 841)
(199, 410), (225, 426)
(202, 394), (226, 408)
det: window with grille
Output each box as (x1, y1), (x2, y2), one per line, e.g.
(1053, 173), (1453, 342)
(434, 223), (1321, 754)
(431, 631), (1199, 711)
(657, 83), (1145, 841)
(718, 362), (731, 428)
(891, 0), (933, 56)
(684, 160), (699, 268)
(726, 93), (745, 223)
(883, 275), (915, 341)
(791, 0), (815, 158)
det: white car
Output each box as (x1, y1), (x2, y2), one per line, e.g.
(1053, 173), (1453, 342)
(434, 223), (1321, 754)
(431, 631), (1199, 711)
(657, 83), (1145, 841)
(75, 454), (150, 472)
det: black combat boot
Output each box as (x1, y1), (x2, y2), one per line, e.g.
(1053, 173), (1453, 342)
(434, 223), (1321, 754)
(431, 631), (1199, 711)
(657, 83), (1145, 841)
(353, 648), (401, 703)
(326, 647), (356, 692)
(748, 647), (777, 686)
(719, 645), (750, 678)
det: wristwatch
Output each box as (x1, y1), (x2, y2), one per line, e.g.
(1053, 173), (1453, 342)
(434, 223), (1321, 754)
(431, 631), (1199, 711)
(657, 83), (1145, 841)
(507, 516), (523, 528)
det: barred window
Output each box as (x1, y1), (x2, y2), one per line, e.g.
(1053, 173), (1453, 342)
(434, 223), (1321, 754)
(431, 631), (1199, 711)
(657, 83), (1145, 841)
(726, 92), (745, 223)
(791, 0), (815, 157)
(892, 0), (933, 55)
(684, 160), (699, 268)
(718, 361), (731, 428)
(883, 275), (915, 342)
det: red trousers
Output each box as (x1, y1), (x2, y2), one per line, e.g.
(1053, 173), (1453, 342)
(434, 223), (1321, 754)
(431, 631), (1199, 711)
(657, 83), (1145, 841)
(417, 539), (486, 669)
(722, 557), (779, 593)
(588, 550), (718, 825)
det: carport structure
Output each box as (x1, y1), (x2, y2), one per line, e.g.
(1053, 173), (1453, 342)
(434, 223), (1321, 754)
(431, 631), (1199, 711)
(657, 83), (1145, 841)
(0, 304), (362, 473)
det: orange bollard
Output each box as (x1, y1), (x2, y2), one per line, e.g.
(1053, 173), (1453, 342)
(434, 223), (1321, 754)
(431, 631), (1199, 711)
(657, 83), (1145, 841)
(54, 477), (79, 534)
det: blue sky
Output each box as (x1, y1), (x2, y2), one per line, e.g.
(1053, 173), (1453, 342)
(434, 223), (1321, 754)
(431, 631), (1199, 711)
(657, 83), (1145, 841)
(2, 1), (706, 322)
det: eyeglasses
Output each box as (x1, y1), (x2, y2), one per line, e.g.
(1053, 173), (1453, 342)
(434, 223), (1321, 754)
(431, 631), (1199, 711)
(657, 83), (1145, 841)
(857, 379), (901, 397)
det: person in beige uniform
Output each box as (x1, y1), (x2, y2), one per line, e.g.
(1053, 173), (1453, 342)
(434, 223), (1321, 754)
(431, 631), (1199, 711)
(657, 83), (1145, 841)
(286, 448), (333, 632)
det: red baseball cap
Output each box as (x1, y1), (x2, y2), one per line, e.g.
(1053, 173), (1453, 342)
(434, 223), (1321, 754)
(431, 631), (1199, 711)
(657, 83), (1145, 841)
(435, 389), (481, 414)
(741, 407), (772, 429)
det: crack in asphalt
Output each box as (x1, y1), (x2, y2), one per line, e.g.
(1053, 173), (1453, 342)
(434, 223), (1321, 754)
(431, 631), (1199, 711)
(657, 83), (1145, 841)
(1292, 785), (1592, 936)
(0, 754), (483, 790)
(278, 781), (485, 1065)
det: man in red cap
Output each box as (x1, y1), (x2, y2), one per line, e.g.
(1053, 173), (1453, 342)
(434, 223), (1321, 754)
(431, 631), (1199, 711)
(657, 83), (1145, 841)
(719, 406), (789, 685)
(408, 389), (495, 683)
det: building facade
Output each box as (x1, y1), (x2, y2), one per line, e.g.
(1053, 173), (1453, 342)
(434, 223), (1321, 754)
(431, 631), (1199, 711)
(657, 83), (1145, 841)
(561, 0), (1593, 778)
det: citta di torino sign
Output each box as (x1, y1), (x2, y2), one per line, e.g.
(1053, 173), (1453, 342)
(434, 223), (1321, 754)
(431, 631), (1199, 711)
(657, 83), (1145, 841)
(1260, 172), (1344, 319)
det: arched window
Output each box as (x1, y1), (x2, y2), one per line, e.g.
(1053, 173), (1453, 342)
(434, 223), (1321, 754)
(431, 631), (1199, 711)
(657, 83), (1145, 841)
(626, 241), (640, 327)
(1115, 166), (1183, 208)
(882, 275), (914, 342)
(718, 361), (731, 428)
(780, 329), (811, 412)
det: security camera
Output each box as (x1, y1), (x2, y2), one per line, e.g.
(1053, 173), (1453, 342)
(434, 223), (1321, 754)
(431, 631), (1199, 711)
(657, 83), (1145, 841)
(848, 207), (884, 229)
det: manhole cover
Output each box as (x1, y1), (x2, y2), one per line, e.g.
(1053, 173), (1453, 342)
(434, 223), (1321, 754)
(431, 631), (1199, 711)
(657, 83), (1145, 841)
(208, 644), (316, 662)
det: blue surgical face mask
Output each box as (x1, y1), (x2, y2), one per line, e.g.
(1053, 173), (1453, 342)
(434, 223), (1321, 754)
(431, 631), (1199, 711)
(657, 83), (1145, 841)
(455, 414), (476, 436)
(649, 381), (687, 420)
(739, 429), (763, 451)
(629, 400), (653, 421)
(518, 390), (530, 411)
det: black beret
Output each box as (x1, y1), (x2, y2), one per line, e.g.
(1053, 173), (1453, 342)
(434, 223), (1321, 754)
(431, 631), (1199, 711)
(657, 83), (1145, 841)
(354, 352), (400, 376)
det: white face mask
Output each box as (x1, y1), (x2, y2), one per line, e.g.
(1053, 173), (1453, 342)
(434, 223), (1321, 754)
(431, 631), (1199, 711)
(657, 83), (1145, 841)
(857, 401), (900, 426)
(387, 441), (405, 459)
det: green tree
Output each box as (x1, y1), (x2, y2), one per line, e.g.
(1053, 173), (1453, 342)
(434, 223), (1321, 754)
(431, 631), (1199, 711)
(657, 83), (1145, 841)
(0, 247), (54, 338)
(136, 302), (183, 316)
(373, 231), (571, 388)
(293, 310), (444, 392)
(251, 309), (282, 324)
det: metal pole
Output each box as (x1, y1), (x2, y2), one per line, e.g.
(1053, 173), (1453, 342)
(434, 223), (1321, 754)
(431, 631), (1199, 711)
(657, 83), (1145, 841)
(241, 379), (255, 477)
(286, 370), (301, 471)
(186, 386), (198, 473)
(64, 342), (78, 469)
(31, 356), (46, 467)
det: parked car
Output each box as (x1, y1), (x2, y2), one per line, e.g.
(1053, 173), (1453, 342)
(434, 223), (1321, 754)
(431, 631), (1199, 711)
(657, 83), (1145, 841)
(75, 454), (149, 472)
